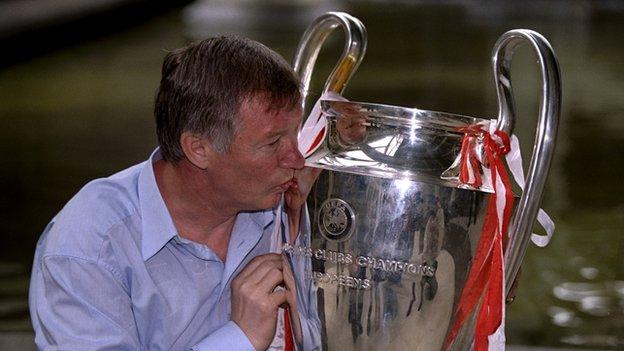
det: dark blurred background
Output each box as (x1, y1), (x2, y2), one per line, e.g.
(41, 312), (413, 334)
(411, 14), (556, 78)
(0, 0), (622, 350)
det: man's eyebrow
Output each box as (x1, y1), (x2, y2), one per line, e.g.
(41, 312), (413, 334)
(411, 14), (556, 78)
(263, 124), (296, 139)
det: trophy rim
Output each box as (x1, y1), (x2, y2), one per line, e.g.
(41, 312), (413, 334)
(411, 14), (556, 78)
(320, 99), (492, 133)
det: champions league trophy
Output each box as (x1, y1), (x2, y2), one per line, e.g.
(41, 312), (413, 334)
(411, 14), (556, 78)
(285, 12), (560, 351)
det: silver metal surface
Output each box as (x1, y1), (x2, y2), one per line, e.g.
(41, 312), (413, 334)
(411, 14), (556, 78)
(289, 13), (560, 351)
(313, 100), (493, 192)
(291, 11), (367, 114)
(492, 30), (561, 296)
(303, 173), (493, 350)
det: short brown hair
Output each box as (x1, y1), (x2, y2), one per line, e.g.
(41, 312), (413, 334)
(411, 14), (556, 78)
(154, 35), (301, 162)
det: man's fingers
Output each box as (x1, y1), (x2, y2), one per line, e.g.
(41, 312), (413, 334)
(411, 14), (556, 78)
(236, 253), (282, 281)
(282, 260), (295, 287)
(238, 260), (282, 287)
(269, 289), (288, 308)
(281, 260), (298, 307)
(256, 265), (285, 294)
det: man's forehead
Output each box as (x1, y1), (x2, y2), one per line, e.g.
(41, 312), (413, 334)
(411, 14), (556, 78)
(239, 95), (302, 124)
(245, 93), (301, 113)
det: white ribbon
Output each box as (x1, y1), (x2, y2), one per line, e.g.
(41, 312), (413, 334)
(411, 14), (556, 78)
(269, 196), (284, 253)
(487, 121), (508, 351)
(298, 91), (347, 158)
(267, 198), (286, 351)
(502, 127), (555, 247)
(470, 121), (555, 247)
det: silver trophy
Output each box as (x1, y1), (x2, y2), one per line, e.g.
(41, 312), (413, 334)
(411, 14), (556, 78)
(287, 12), (560, 351)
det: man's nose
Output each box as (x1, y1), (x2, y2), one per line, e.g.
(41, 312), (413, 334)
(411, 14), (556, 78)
(279, 139), (305, 170)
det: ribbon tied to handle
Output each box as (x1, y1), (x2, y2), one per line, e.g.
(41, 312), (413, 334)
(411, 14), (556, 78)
(445, 123), (514, 351)
(457, 124), (511, 190)
(455, 121), (555, 247)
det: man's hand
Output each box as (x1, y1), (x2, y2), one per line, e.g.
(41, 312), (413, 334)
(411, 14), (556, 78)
(231, 254), (287, 351)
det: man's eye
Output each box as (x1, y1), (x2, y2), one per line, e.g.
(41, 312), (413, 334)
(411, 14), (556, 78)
(267, 138), (280, 146)
(264, 138), (280, 149)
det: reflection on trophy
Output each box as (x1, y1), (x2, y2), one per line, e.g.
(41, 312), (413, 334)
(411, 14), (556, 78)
(333, 102), (367, 146)
(287, 12), (560, 351)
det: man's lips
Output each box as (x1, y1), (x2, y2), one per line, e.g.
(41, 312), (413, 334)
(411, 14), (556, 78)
(279, 179), (296, 191)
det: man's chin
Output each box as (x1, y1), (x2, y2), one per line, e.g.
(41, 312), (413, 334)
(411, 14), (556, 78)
(242, 192), (285, 213)
(253, 192), (283, 211)
(270, 192), (284, 207)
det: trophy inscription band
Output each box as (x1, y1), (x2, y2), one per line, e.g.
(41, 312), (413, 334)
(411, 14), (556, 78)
(283, 243), (436, 291)
(307, 271), (372, 290)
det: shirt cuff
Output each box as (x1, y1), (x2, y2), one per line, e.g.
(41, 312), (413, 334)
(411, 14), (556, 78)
(191, 321), (255, 351)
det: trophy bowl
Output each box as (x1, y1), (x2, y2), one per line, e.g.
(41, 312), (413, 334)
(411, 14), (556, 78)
(288, 12), (560, 351)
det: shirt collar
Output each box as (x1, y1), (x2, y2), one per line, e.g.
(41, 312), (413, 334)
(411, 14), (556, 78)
(246, 209), (275, 230)
(138, 148), (178, 261)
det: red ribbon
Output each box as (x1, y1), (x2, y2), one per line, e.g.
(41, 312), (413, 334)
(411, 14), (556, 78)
(444, 125), (513, 350)
(284, 307), (294, 351)
(305, 126), (326, 156)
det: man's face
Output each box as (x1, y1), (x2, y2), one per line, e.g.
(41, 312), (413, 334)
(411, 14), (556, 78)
(208, 95), (305, 211)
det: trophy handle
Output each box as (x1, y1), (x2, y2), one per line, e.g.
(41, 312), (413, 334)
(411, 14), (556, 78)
(492, 30), (561, 298)
(292, 11), (367, 117)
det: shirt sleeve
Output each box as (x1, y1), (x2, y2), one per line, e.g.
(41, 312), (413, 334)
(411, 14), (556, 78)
(191, 321), (255, 351)
(30, 255), (141, 350)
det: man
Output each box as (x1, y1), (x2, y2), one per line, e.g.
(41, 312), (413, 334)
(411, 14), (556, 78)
(29, 35), (320, 350)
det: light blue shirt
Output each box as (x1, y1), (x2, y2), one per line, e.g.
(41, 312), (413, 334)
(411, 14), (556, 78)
(29, 149), (320, 351)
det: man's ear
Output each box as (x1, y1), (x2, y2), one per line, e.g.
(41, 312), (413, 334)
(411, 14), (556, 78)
(180, 132), (215, 169)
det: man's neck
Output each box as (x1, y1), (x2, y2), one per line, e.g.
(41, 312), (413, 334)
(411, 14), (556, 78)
(154, 158), (237, 261)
